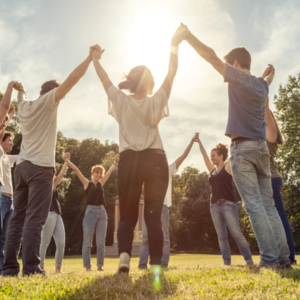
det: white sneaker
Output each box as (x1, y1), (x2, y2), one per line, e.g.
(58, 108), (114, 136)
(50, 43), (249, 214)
(118, 252), (130, 274)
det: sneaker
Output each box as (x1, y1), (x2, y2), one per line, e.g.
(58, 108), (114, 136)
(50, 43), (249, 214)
(254, 261), (279, 272)
(117, 252), (130, 274)
(279, 262), (293, 270)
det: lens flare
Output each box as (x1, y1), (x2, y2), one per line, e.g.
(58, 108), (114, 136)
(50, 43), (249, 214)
(152, 266), (161, 291)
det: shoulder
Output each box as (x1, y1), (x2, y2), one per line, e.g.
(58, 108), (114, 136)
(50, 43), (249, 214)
(108, 85), (127, 100)
(150, 88), (168, 102)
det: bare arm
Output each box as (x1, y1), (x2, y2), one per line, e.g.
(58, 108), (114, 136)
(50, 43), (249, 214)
(195, 138), (215, 173)
(175, 135), (196, 169)
(265, 97), (278, 143)
(0, 81), (19, 125)
(55, 47), (95, 103)
(262, 64), (275, 86)
(67, 160), (89, 190)
(225, 161), (232, 175)
(182, 24), (226, 76)
(53, 161), (68, 189)
(92, 45), (113, 94)
(99, 154), (119, 186)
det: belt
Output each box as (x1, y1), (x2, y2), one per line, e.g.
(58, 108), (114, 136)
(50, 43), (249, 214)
(120, 149), (165, 156)
(231, 137), (264, 147)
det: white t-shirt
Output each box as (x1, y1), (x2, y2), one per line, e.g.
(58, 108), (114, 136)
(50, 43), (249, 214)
(1, 154), (17, 195)
(108, 86), (169, 152)
(17, 89), (59, 167)
(164, 161), (179, 207)
(0, 146), (4, 186)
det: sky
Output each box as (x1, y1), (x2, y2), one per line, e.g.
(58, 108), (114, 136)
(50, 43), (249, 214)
(0, 0), (299, 173)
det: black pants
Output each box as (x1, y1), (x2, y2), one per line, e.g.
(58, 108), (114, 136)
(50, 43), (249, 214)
(117, 149), (168, 265)
(2, 161), (54, 276)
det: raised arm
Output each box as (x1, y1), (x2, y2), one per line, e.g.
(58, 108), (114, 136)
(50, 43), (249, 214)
(0, 81), (20, 125)
(262, 64), (275, 86)
(175, 135), (197, 169)
(55, 46), (95, 103)
(265, 97), (278, 143)
(99, 154), (119, 186)
(66, 159), (89, 190)
(53, 153), (70, 189)
(181, 23), (226, 76)
(160, 26), (187, 99)
(92, 45), (113, 94)
(195, 138), (215, 173)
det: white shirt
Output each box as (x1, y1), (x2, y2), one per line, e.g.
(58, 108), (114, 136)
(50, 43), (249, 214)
(0, 146), (4, 186)
(108, 86), (169, 152)
(164, 161), (179, 207)
(17, 89), (59, 167)
(1, 154), (17, 195)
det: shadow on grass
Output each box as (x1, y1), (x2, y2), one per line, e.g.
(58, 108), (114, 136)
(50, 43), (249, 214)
(278, 268), (300, 281)
(61, 272), (178, 300)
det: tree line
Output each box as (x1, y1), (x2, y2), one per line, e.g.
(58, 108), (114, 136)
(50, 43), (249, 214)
(1, 71), (299, 256)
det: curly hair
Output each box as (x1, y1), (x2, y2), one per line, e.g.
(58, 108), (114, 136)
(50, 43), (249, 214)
(211, 143), (228, 161)
(2, 131), (15, 142)
(40, 80), (61, 95)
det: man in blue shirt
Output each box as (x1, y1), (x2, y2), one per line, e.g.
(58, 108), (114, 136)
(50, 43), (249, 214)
(180, 23), (291, 270)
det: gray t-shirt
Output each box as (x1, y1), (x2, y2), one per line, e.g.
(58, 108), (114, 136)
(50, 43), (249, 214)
(224, 64), (269, 140)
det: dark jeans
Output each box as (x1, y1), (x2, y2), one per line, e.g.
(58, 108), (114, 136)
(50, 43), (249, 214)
(0, 195), (13, 272)
(2, 161), (54, 276)
(272, 177), (296, 262)
(117, 149), (168, 265)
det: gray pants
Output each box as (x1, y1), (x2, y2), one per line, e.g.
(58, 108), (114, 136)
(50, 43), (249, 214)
(2, 161), (54, 276)
(40, 212), (65, 268)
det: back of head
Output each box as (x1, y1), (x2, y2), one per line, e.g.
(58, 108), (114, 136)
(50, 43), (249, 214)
(270, 111), (284, 145)
(223, 47), (251, 70)
(40, 80), (61, 96)
(212, 143), (228, 161)
(118, 66), (151, 94)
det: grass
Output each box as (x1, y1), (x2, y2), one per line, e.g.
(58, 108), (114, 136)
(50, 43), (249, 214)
(1, 254), (300, 299)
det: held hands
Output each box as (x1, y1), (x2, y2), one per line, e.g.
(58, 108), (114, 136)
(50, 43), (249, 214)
(63, 152), (71, 162)
(114, 154), (120, 165)
(91, 44), (105, 61)
(262, 64), (275, 79)
(171, 23), (191, 46)
(8, 81), (22, 91)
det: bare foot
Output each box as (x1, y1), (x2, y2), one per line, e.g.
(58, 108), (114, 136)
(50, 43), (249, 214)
(86, 268), (91, 272)
(55, 267), (61, 273)
(97, 267), (103, 271)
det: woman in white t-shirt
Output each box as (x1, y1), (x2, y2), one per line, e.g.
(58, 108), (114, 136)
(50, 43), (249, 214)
(91, 25), (189, 274)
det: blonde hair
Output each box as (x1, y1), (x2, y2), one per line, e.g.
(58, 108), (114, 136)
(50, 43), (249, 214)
(91, 165), (106, 175)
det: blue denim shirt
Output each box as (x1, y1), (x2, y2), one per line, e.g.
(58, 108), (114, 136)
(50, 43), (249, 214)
(224, 64), (269, 140)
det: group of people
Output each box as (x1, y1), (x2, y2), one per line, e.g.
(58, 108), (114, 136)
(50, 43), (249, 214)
(0, 22), (295, 277)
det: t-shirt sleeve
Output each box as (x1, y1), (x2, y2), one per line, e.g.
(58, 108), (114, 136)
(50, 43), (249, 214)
(224, 64), (247, 88)
(107, 85), (126, 122)
(8, 155), (18, 167)
(151, 88), (169, 125)
(35, 88), (57, 111)
(169, 161), (178, 176)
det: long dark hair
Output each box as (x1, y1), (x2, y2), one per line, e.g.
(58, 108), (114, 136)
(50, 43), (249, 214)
(271, 111), (284, 145)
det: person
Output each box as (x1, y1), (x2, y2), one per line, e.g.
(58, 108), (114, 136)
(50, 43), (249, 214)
(265, 97), (296, 265)
(2, 47), (96, 277)
(40, 152), (70, 273)
(138, 135), (197, 270)
(91, 26), (188, 274)
(0, 82), (20, 234)
(195, 138), (253, 266)
(0, 130), (18, 273)
(181, 23), (290, 270)
(66, 154), (119, 271)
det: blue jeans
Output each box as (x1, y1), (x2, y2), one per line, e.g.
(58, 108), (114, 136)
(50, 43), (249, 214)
(210, 201), (253, 265)
(138, 205), (170, 268)
(272, 177), (296, 262)
(0, 195), (13, 272)
(230, 141), (290, 265)
(82, 205), (107, 268)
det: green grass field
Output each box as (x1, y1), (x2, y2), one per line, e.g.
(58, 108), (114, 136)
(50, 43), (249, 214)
(1, 254), (300, 299)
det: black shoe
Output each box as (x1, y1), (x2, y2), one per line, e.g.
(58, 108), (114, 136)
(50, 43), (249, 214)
(291, 260), (297, 265)
(279, 262), (293, 270)
(1, 272), (19, 277)
(23, 268), (46, 276)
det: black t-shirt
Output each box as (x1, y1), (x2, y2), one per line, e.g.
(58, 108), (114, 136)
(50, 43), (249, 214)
(50, 190), (62, 214)
(85, 182), (105, 206)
